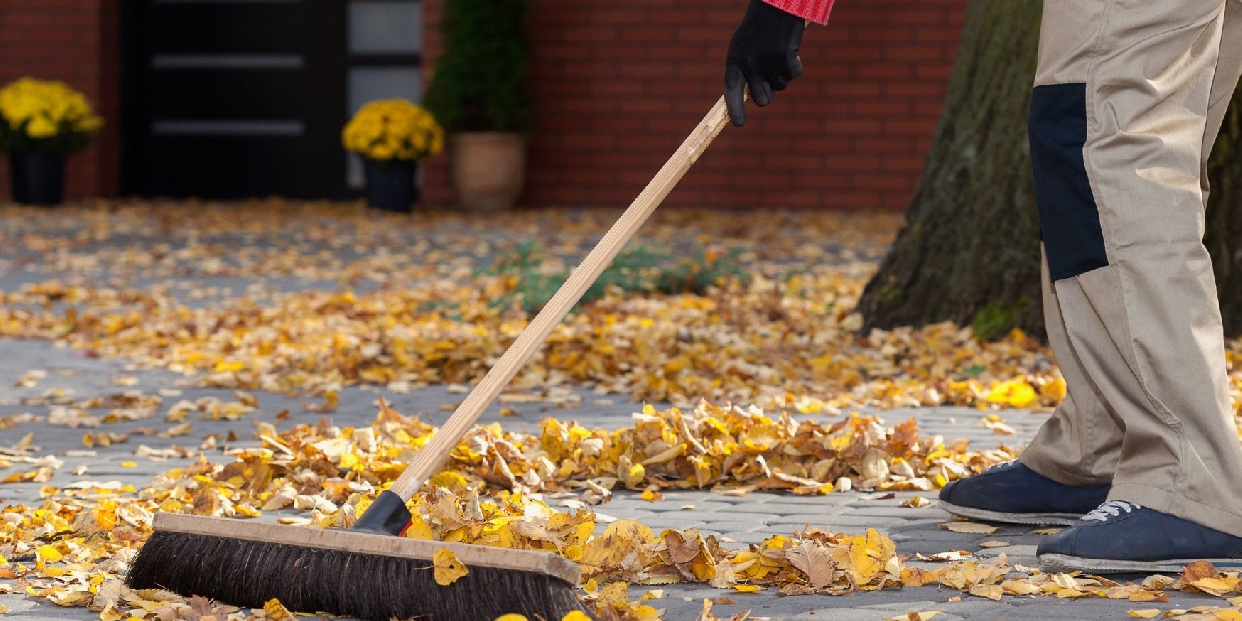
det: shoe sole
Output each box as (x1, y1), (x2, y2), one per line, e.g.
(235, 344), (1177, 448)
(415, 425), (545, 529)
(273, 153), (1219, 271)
(1040, 553), (1242, 574)
(938, 500), (1081, 526)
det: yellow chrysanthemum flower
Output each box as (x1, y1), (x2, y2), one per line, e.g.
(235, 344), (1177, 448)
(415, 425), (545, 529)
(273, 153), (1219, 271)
(26, 116), (57, 139)
(0, 76), (102, 147)
(342, 98), (444, 161)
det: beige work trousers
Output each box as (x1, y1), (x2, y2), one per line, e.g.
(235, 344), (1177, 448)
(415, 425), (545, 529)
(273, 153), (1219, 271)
(1018, 0), (1242, 537)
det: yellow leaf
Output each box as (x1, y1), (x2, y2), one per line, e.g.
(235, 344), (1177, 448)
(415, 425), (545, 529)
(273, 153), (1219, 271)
(429, 472), (470, 495)
(1127, 611), (1161, 619)
(433, 549), (468, 586)
(561, 612), (592, 621)
(887, 613), (941, 621)
(984, 379), (1038, 408)
(495, 616), (529, 621)
(1216, 610), (1242, 621)
(1193, 577), (1240, 596)
(36, 545), (62, 563)
(263, 599), (294, 621)
(732, 585), (763, 593)
(121, 462), (136, 468)
(214, 361), (245, 372)
(625, 463), (646, 488)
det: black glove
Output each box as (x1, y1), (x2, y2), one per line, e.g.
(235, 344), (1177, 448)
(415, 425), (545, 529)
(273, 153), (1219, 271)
(724, 0), (805, 127)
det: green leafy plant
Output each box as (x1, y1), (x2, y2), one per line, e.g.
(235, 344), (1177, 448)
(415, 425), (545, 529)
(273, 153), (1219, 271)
(422, 0), (531, 134)
(486, 240), (752, 314)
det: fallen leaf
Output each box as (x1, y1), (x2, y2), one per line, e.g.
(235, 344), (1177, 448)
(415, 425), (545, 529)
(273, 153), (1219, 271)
(940, 522), (1000, 534)
(433, 549), (468, 586)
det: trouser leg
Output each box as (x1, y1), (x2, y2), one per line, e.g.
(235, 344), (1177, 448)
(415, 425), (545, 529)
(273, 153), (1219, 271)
(1019, 246), (1122, 486)
(1027, 0), (1242, 536)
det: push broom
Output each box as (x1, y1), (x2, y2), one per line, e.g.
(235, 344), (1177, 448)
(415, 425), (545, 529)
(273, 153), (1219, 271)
(127, 94), (741, 621)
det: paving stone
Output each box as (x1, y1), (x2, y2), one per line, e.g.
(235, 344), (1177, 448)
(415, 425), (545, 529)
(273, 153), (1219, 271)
(685, 521), (768, 534)
(841, 506), (948, 518)
(0, 218), (1180, 621)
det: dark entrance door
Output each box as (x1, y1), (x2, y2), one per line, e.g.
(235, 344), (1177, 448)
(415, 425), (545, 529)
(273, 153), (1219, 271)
(121, 1), (347, 199)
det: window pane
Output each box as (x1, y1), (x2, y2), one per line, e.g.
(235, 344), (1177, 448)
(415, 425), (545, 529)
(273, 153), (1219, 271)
(348, 2), (421, 54)
(348, 67), (422, 112)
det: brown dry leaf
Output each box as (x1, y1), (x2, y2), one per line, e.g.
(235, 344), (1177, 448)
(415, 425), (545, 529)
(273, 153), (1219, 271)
(886, 612), (941, 621)
(940, 522), (1000, 535)
(917, 551), (972, 563)
(1130, 589), (1170, 603)
(1184, 561), (1223, 583)
(969, 584), (1004, 601)
(664, 531), (702, 565)
(977, 541), (1010, 549)
(1001, 579), (1042, 596)
(1031, 528), (1063, 535)
(785, 542), (835, 590)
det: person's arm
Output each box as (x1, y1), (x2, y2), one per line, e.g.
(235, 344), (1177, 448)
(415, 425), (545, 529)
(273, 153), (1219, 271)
(764, 0), (833, 26)
(724, 0), (833, 126)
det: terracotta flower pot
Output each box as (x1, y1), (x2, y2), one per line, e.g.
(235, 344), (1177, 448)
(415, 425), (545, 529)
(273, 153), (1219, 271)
(449, 132), (525, 212)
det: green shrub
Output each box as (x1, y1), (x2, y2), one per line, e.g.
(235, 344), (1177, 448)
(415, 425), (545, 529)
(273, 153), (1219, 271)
(486, 240), (751, 314)
(422, 0), (531, 134)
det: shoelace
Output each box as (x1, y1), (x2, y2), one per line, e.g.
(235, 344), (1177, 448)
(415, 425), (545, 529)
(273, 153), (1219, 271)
(985, 459), (1018, 473)
(1082, 500), (1141, 522)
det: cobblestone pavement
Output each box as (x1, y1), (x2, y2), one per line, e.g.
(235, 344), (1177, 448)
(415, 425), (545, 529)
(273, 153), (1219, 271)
(0, 205), (1223, 620)
(0, 341), (1220, 621)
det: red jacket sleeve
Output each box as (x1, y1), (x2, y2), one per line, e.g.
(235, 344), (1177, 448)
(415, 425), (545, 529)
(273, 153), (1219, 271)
(763, 0), (834, 25)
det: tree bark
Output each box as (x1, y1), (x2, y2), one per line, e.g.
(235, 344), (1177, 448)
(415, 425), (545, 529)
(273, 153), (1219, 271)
(856, 0), (1046, 340)
(1205, 82), (1242, 337)
(858, 0), (1242, 340)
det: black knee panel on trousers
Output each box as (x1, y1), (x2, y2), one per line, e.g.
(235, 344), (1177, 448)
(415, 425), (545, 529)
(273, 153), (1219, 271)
(1029, 83), (1109, 281)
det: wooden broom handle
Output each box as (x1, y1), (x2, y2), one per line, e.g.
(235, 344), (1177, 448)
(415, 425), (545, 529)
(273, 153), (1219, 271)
(389, 95), (735, 500)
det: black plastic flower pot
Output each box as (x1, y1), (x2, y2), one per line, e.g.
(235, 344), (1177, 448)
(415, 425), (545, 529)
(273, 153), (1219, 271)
(9, 152), (65, 206)
(363, 158), (419, 213)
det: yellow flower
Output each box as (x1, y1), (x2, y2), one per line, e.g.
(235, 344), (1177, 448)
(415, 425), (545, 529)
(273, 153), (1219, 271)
(26, 116), (57, 138)
(369, 142), (395, 160)
(0, 76), (101, 143)
(342, 98), (443, 161)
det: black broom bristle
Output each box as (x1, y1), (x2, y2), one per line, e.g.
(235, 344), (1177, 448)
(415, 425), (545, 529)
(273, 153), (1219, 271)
(127, 531), (595, 621)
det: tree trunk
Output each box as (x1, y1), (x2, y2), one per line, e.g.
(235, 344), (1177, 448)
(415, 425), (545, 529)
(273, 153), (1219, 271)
(856, 0), (1046, 340)
(1205, 82), (1242, 337)
(858, 0), (1242, 340)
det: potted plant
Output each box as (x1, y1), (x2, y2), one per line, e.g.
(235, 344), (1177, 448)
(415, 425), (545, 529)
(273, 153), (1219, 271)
(342, 98), (445, 213)
(423, 0), (531, 212)
(0, 77), (103, 206)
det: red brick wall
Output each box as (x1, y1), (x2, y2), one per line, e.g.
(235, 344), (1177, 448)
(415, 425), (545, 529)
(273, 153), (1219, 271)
(0, 0), (964, 210)
(421, 0), (967, 211)
(0, 0), (120, 201)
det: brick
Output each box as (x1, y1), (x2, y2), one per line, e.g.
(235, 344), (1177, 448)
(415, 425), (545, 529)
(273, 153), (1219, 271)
(1, 0), (966, 210)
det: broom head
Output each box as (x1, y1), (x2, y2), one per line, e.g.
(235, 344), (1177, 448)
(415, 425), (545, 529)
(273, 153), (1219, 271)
(128, 513), (592, 621)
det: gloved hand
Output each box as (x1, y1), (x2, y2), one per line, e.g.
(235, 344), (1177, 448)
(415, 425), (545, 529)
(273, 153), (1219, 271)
(724, 0), (806, 127)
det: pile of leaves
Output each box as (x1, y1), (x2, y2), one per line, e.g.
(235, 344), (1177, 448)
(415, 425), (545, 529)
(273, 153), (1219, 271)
(4, 403), (1242, 621)
(2, 204), (1242, 620)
